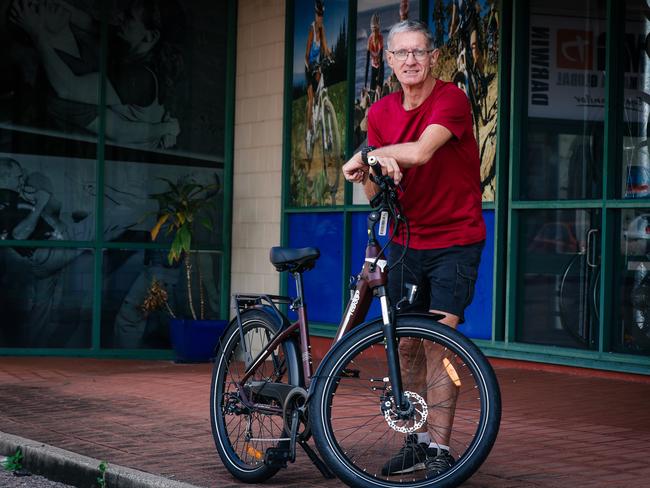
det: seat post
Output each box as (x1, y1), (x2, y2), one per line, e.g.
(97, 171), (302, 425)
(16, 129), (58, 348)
(292, 271), (305, 308)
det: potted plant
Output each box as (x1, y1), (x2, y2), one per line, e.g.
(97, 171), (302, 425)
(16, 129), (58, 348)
(142, 176), (228, 362)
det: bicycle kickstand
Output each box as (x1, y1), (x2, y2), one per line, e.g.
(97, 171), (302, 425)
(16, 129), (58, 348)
(289, 409), (334, 479)
(298, 438), (335, 479)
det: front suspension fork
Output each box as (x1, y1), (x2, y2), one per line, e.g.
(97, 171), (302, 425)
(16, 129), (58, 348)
(377, 286), (408, 411)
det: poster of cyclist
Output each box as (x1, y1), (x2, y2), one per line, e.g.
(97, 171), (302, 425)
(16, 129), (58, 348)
(351, 0), (420, 204)
(429, 0), (499, 201)
(290, 0), (348, 207)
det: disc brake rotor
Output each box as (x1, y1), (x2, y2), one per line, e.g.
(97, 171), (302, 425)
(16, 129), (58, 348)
(383, 390), (428, 434)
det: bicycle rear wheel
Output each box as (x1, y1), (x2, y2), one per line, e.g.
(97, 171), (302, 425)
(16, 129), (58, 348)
(210, 309), (300, 482)
(310, 316), (501, 488)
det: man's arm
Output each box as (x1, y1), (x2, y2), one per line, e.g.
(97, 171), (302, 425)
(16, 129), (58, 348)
(93, 112), (180, 145)
(12, 190), (50, 240)
(370, 124), (453, 166)
(342, 123), (453, 187)
(320, 25), (331, 57)
(10, 1), (121, 105)
(305, 27), (313, 67)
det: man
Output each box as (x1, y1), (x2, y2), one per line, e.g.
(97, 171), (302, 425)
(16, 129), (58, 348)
(342, 20), (485, 478)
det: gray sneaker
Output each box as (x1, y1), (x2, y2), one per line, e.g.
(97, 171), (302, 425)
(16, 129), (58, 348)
(381, 434), (437, 475)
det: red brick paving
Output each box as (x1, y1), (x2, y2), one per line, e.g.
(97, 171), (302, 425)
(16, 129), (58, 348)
(0, 357), (649, 487)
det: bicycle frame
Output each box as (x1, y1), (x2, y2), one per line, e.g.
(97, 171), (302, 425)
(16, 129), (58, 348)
(232, 178), (410, 413)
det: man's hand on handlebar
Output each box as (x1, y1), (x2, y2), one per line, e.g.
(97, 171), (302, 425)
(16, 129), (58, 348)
(342, 152), (403, 185)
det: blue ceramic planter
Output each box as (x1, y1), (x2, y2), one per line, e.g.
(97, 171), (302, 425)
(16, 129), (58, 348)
(169, 318), (228, 363)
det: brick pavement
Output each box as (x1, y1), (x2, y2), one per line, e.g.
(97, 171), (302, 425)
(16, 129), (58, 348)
(0, 357), (649, 487)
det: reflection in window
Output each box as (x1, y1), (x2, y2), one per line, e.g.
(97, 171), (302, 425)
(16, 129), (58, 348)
(621, 2), (650, 199)
(517, 209), (600, 349)
(615, 209), (650, 355)
(103, 160), (223, 247)
(102, 249), (222, 349)
(523, 0), (605, 201)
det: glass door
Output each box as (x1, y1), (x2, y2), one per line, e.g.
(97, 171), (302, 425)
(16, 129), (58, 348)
(512, 0), (606, 351)
(510, 0), (650, 365)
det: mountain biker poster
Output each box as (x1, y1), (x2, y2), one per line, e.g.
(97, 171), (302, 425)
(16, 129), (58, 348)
(428, 0), (499, 202)
(351, 0), (420, 205)
(290, 0), (348, 207)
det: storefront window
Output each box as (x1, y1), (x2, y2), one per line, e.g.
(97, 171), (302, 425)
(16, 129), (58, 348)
(517, 209), (600, 349)
(101, 249), (221, 349)
(522, 0), (605, 201)
(0, 0), (229, 353)
(614, 209), (650, 355)
(0, 246), (94, 348)
(620, 2), (650, 199)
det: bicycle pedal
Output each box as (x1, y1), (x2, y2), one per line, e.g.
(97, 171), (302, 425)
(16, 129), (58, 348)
(264, 447), (291, 468)
(341, 368), (360, 378)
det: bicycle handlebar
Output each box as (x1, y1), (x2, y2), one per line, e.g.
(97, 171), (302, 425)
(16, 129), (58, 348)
(367, 156), (399, 211)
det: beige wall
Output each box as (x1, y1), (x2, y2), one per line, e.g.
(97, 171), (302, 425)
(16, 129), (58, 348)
(231, 0), (286, 301)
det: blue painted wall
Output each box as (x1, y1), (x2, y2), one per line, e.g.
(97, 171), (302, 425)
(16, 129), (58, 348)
(286, 210), (495, 340)
(459, 210), (494, 340)
(287, 213), (344, 324)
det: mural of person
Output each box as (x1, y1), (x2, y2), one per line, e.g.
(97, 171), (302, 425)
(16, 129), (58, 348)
(8, 0), (185, 149)
(449, 0), (483, 78)
(0, 156), (153, 347)
(304, 0), (332, 154)
(365, 13), (384, 103)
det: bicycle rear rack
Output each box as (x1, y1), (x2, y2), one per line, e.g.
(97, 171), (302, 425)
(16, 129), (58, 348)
(232, 293), (294, 366)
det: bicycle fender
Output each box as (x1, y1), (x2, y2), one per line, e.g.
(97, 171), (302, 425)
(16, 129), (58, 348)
(309, 312), (443, 397)
(215, 305), (303, 386)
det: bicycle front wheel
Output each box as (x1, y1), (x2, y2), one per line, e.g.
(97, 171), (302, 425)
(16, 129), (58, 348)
(210, 309), (300, 483)
(310, 316), (501, 488)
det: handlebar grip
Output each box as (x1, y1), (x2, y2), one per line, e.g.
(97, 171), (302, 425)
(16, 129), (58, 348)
(367, 155), (382, 177)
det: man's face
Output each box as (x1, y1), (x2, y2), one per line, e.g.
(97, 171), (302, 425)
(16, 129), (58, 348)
(386, 31), (438, 88)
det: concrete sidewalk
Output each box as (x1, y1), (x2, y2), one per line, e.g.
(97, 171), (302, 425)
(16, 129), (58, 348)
(1, 356), (649, 488)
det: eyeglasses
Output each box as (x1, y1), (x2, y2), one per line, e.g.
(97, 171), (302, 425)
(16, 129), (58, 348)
(388, 49), (433, 61)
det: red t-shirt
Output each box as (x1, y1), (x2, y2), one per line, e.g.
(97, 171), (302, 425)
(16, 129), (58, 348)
(367, 80), (486, 249)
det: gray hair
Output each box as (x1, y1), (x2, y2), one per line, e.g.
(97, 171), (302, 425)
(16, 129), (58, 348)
(386, 20), (435, 50)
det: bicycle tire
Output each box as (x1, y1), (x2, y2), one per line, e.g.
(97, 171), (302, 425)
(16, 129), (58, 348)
(310, 315), (501, 488)
(321, 97), (341, 205)
(558, 254), (599, 347)
(210, 309), (301, 483)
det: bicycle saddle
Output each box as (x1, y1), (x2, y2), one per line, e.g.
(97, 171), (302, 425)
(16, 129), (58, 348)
(270, 246), (320, 272)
